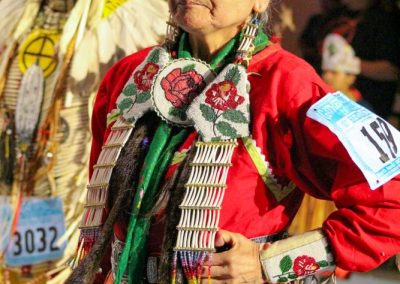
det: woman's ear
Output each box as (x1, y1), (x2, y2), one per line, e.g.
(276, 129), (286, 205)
(253, 0), (270, 13)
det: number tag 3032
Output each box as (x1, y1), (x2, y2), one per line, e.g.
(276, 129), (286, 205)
(307, 92), (400, 189)
(5, 197), (67, 266)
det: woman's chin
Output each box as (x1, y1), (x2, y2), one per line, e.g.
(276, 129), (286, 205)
(175, 14), (214, 34)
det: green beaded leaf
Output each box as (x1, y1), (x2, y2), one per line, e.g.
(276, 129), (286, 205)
(288, 273), (298, 280)
(168, 107), (187, 121)
(328, 43), (337, 56)
(123, 84), (137, 97)
(107, 109), (121, 125)
(216, 121), (237, 137)
(200, 104), (216, 122)
(222, 109), (248, 124)
(317, 260), (329, 268)
(224, 65), (241, 85)
(278, 277), (288, 283)
(279, 255), (293, 274)
(246, 82), (251, 93)
(117, 98), (132, 112)
(136, 92), (151, 103)
(325, 245), (331, 253)
(126, 116), (136, 124)
(148, 49), (160, 63)
(182, 64), (196, 73)
(198, 130), (204, 138)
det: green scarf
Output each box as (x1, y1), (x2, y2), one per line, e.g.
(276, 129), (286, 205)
(116, 123), (189, 283)
(178, 29), (269, 72)
(117, 28), (269, 284)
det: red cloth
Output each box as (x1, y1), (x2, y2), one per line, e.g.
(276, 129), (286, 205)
(349, 87), (362, 102)
(89, 44), (400, 272)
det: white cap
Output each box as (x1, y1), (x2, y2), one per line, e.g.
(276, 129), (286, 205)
(322, 33), (361, 75)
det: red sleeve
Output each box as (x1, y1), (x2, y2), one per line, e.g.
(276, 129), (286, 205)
(283, 74), (400, 272)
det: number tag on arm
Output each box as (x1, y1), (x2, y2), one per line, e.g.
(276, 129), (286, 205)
(5, 197), (67, 266)
(307, 92), (400, 190)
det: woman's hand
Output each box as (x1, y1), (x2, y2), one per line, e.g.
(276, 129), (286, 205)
(201, 230), (265, 283)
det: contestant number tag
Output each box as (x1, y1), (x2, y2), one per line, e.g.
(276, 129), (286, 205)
(307, 92), (400, 189)
(5, 197), (67, 266)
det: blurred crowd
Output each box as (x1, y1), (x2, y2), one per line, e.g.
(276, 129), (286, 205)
(299, 0), (400, 124)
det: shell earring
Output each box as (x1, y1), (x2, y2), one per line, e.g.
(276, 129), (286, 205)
(236, 12), (261, 66)
(164, 14), (180, 53)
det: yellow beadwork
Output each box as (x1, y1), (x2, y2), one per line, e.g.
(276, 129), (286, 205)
(17, 28), (60, 78)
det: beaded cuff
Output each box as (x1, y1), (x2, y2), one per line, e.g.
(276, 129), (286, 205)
(259, 230), (335, 283)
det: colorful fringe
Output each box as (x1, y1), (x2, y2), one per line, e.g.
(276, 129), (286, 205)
(172, 251), (210, 284)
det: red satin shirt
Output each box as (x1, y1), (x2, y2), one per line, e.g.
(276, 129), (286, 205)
(90, 44), (400, 272)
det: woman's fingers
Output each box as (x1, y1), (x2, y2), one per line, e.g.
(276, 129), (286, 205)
(200, 264), (263, 283)
(215, 229), (237, 248)
(197, 230), (264, 282)
(200, 264), (229, 279)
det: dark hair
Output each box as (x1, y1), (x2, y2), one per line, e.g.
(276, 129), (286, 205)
(66, 112), (197, 283)
(261, 0), (279, 36)
(374, 0), (400, 12)
(66, 113), (161, 283)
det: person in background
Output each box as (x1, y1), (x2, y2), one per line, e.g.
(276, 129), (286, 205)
(320, 33), (366, 280)
(335, 0), (400, 119)
(321, 33), (371, 110)
(299, 0), (348, 73)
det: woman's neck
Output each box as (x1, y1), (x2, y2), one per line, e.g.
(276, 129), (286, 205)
(188, 26), (241, 62)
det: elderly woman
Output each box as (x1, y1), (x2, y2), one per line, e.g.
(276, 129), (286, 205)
(68, 0), (400, 283)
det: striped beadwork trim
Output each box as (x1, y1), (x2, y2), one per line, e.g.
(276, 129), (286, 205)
(79, 117), (134, 229)
(236, 20), (259, 66)
(174, 139), (237, 252)
(242, 137), (296, 202)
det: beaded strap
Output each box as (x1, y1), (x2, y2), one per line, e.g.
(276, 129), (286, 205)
(75, 117), (134, 263)
(172, 139), (237, 281)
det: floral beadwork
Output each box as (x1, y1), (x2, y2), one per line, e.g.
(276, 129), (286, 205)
(205, 80), (244, 111)
(117, 47), (170, 124)
(110, 48), (251, 140)
(188, 64), (250, 141)
(161, 66), (205, 108)
(201, 78), (248, 137)
(293, 255), (321, 276)
(260, 230), (335, 283)
(134, 62), (160, 92)
(274, 254), (329, 282)
(152, 58), (215, 126)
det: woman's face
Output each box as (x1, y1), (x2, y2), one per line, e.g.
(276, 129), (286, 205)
(168, 0), (269, 35)
(322, 70), (356, 92)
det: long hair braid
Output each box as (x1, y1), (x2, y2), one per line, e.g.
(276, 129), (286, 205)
(158, 142), (197, 283)
(66, 113), (161, 284)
